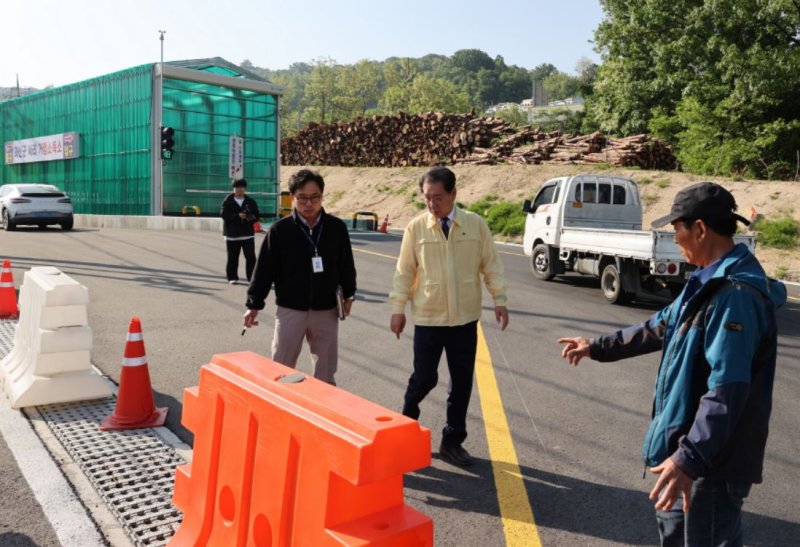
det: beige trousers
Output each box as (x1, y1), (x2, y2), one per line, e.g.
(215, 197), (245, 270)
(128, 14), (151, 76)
(272, 306), (339, 384)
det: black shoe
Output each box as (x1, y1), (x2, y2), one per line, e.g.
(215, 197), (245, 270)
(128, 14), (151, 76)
(439, 443), (473, 466)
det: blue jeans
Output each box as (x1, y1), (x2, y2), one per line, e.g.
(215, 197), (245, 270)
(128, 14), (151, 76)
(656, 478), (751, 546)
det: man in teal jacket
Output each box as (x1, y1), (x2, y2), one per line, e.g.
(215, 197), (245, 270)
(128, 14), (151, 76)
(558, 182), (786, 546)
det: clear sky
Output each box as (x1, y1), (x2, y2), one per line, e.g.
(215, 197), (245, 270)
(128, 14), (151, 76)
(2, 0), (606, 89)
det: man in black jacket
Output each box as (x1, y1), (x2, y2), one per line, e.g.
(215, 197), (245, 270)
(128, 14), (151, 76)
(220, 178), (260, 284)
(243, 170), (357, 385)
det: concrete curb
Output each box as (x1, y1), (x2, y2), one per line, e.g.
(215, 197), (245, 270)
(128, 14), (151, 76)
(75, 214), (222, 232)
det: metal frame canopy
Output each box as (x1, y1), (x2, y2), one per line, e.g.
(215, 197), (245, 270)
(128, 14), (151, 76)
(152, 60), (283, 217)
(1, 58), (282, 217)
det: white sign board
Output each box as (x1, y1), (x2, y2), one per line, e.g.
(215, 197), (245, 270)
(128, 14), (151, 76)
(4, 132), (81, 164)
(229, 135), (244, 179)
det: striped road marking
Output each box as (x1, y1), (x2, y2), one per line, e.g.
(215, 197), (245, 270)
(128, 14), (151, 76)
(476, 324), (541, 546)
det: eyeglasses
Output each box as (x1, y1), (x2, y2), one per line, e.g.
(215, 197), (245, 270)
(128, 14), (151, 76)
(294, 194), (322, 204)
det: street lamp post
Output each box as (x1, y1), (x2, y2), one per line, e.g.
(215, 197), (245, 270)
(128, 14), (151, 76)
(158, 30), (166, 66)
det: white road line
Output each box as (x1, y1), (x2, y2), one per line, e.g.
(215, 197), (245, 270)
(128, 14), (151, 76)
(0, 401), (105, 547)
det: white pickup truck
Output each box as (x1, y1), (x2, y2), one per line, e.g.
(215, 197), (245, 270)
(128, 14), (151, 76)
(521, 174), (754, 304)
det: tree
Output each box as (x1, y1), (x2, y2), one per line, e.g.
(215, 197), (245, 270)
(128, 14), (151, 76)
(340, 60), (383, 117)
(542, 72), (580, 102)
(303, 57), (341, 124)
(589, 0), (800, 177)
(450, 49), (495, 72)
(574, 56), (598, 97)
(498, 66), (533, 103)
(407, 75), (471, 113)
(530, 63), (558, 82)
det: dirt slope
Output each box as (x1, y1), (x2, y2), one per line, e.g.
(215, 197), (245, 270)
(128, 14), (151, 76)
(281, 165), (800, 281)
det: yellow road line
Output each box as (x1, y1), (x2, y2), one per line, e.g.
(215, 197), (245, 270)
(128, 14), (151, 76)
(353, 247), (397, 260)
(475, 324), (541, 546)
(361, 243), (539, 541)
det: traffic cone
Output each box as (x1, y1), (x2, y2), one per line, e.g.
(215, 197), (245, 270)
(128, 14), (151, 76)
(0, 260), (19, 319)
(100, 317), (168, 431)
(378, 214), (389, 233)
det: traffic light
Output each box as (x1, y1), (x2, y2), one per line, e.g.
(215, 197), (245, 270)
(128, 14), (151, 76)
(160, 126), (175, 160)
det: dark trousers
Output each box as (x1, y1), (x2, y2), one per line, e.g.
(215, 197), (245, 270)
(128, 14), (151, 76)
(402, 321), (478, 447)
(225, 238), (256, 281)
(656, 478), (751, 547)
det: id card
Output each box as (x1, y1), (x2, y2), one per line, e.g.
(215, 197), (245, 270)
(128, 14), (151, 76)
(312, 256), (324, 273)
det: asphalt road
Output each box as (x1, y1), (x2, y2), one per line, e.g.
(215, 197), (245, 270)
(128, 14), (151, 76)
(1, 225), (799, 546)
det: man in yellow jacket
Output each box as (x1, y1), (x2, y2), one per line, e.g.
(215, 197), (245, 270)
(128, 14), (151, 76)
(390, 166), (509, 466)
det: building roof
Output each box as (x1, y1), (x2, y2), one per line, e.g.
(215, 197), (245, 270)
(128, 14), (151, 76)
(166, 58), (269, 83)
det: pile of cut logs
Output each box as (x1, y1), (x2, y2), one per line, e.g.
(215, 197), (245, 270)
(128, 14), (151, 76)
(280, 113), (679, 170)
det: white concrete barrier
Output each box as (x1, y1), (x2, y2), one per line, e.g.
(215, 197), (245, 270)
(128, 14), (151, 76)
(75, 214), (223, 232)
(0, 267), (111, 408)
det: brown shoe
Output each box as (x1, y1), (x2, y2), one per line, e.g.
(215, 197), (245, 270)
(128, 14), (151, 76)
(439, 443), (473, 466)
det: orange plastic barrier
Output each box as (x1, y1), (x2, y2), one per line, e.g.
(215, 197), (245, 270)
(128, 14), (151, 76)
(169, 351), (432, 547)
(0, 260), (19, 319)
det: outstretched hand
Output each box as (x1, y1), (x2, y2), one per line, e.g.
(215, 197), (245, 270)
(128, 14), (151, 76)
(557, 337), (591, 366)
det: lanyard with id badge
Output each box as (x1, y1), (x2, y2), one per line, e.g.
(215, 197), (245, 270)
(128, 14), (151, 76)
(298, 219), (325, 273)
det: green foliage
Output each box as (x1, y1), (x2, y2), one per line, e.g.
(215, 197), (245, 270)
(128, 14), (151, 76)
(542, 72), (581, 102)
(773, 266), (789, 280)
(407, 76), (471, 113)
(491, 106), (529, 127)
(753, 216), (799, 249)
(590, 0), (800, 179)
(466, 195), (498, 215)
(251, 49), (593, 134)
(467, 199), (526, 237)
(654, 179), (670, 189)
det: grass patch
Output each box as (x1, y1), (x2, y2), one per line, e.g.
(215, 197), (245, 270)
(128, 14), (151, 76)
(638, 177), (653, 185)
(654, 179), (670, 189)
(467, 199), (526, 237)
(467, 195), (499, 216)
(773, 266), (789, 280)
(752, 216), (799, 249)
(641, 194), (659, 207)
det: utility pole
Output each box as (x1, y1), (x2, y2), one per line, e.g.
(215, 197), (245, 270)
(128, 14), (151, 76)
(158, 30), (166, 66)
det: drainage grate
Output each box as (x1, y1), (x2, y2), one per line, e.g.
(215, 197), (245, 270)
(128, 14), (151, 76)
(38, 399), (185, 546)
(0, 320), (15, 355)
(0, 320), (185, 547)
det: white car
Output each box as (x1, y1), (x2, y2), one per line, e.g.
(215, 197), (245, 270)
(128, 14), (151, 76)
(0, 183), (74, 231)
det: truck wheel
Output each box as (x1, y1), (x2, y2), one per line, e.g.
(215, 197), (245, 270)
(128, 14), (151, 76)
(531, 244), (555, 281)
(601, 263), (630, 305)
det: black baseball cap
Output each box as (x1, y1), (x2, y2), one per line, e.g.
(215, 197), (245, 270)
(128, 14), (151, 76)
(651, 182), (750, 228)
